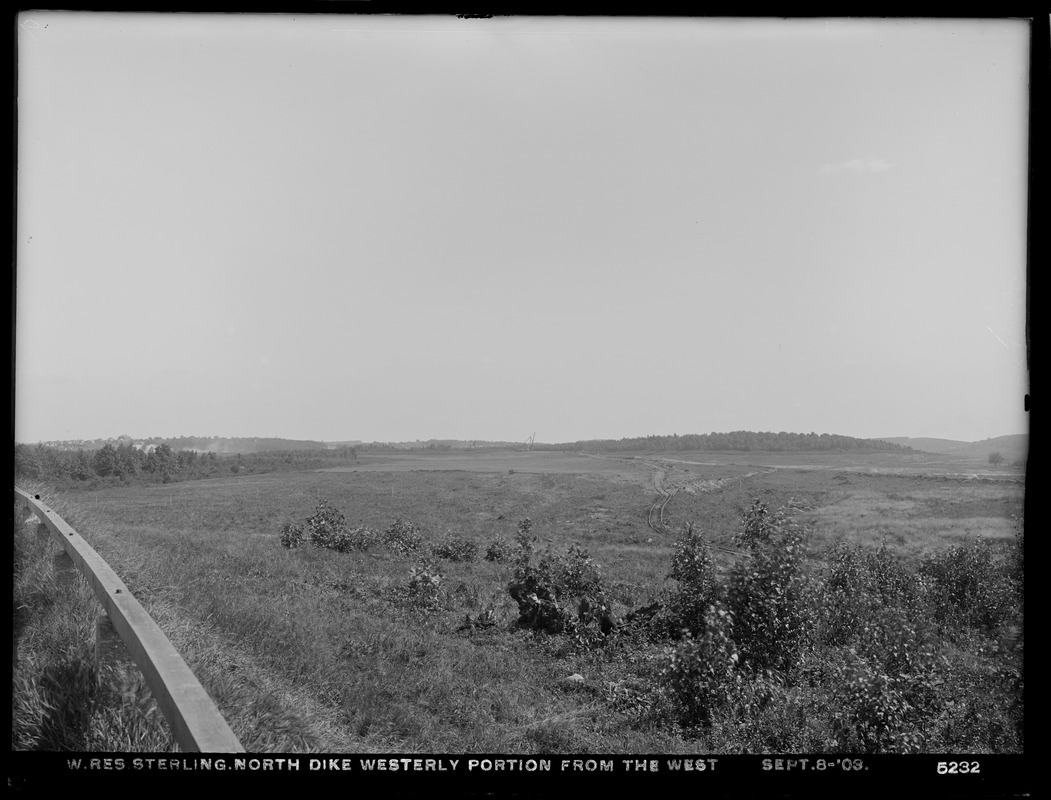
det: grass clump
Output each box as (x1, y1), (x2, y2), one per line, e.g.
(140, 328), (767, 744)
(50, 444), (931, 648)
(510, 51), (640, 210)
(431, 535), (479, 563)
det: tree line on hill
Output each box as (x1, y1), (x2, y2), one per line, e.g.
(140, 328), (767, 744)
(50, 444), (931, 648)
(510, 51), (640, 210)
(14, 430), (910, 489)
(13, 442), (358, 489)
(539, 430), (914, 453)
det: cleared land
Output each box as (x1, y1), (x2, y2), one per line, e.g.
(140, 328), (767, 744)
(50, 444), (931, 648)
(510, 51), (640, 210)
(15, 448), (1024, 753)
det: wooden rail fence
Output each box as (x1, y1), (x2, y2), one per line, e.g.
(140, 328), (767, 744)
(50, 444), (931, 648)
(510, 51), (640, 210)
(14, 486), (244, 753)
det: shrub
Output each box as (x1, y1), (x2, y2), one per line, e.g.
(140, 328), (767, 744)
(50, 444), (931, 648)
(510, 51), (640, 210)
(306, 499), (350, 551)
(384, 519), (423, 557)
(860, 605), (936, 684)
(919, 539), (1017, 636)
(345, 524), (381, 552)
(662, 522), (719, 638)
(722, 503), (813, 674)
(558, 545), (605, 599)
(734, 498), (805, 550)
(737, 498), (776, 547)
(825, 653), (926, 753)
(659, 603), (742, 728)
(279, 521), (305, 549)
(1008, 523), (1023, 602)
(725, 526), (812, 675)
(406, 558), (444, 614)
(512, 518), (535, 569)
(819, 542), (922, 648)
(484, 538), (514, 563)
(431, 536), (479, 563)
(508, 537), (609, 635)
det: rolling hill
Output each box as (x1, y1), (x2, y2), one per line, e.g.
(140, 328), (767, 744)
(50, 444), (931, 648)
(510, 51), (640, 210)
(875, 434), (1028, 462)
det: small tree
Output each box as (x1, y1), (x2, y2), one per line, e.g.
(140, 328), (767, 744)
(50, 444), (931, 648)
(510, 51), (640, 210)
(665, 522), (719, 637)
(988, 451), (1004, 466)
(93, 444), (119, 478)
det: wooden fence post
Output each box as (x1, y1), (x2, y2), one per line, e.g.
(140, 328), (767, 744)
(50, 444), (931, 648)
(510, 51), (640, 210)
(52, 550), (76, 587)
(14, 486), (244, 752)
(96, 614), (131, 675)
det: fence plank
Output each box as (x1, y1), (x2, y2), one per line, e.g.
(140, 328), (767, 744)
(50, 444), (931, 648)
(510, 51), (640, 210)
(14, 487), (244, 753)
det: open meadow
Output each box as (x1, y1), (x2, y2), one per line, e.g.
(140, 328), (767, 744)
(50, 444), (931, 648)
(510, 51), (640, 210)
(13, 448), (1024, 754)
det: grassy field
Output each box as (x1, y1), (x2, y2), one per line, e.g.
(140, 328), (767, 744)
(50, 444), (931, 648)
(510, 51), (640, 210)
(12, 448), (1024, 754)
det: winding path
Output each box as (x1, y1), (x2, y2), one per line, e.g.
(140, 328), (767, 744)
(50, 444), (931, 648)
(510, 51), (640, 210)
(647, 467), (675, 534)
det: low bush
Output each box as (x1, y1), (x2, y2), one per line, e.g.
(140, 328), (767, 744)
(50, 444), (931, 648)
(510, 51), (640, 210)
(919, 538), (1017, 636)
(824, 651), (927, 753)
(384, 519), (423, 557)
(508, 531), (609, 635)
(819, 542), (921, 647)
(344, 525), (381, 552)
(484, 538), (514, 563)
(659, 604), (742, 728)
(279, 521), (305, 549)
(281, 500), (379, 553)
(306, 499), (350, 551)
(661, 522), (719, 638)
(431, 536), (479, 563)
(406, 558), (445, 614)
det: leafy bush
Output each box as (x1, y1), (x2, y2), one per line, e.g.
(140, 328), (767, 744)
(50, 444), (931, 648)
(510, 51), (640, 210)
(508, 534), (609, 634)
(658, 522), (719, 638)
(734, 497), (807, 549)
(919, 538), (1017, 636)
(406, 559), (445, 614)
(279, 521), (305, 549)
(659, 604), (741, 728)
(306, 499), (350, 551)
(819, 542), (921, 648)
(345, 524), (381, 552)
(737, 498), (776, 547)
(512, 518), (535, 569)
(1008, 523), (1023, 602)
(384, 519), (423, 557)
(724, 503), (812, 674)
(558, 545), (606, 599)
(825, 653), (926, 753)
(431, 536), (479, 563)
(484, 538), (514, 563)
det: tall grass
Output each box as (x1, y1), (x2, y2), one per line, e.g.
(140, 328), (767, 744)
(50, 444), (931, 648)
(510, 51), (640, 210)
(12, 484), (175, 751)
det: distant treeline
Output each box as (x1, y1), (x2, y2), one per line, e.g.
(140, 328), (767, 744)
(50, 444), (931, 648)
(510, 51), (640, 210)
(356, 440), (520, 452)
(35, 435), (331, 454)
(14, 442), (358, 489)
(159, 436), (330, 453)
(537, 431), (914, 453)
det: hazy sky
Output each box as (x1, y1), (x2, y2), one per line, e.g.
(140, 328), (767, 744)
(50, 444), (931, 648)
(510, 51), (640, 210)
(16, 14), (1030, 444)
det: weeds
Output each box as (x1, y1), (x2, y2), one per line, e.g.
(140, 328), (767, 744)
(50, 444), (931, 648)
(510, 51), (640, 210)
(406, 559), (445, 614)
(431, 536), (479, 563)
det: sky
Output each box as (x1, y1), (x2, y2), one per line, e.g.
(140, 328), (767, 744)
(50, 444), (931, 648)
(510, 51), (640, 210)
(15, 14), (1030, 445)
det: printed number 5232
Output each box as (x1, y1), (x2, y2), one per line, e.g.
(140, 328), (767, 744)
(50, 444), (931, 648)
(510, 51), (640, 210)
(938, 762), (980, 774)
